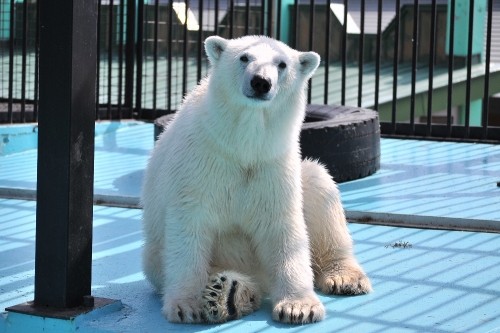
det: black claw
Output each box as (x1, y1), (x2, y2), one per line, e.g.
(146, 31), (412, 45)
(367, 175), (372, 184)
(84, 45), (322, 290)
(250, 296), (255, 303)
(220, 276), (227, 282)
(210, 292), (217, 297)
(279, 309), (284, 321)
(298, 312), (304, 322)
(308, 311), (314, 322)
(178, 309), (184, 322)
(227, 279), (238, 318)
(200, 311), (207, 322)
(213, 284), (222, 290)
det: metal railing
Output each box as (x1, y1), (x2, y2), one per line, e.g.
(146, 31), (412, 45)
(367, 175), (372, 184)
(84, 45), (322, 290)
(1, 0), (499, 141)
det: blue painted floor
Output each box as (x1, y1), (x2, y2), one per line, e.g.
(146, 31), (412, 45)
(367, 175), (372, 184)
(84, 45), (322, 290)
(1, 200), (500, 333)
(1, 122), (500, 332)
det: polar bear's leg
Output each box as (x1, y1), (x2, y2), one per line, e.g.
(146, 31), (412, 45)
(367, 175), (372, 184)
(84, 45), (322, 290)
(301, 159), (372, 295)
(201, 270), (261, 323)
(247, 184), (326, 324)
(142, 236), (164, 293)
(161, 221), (214, 323)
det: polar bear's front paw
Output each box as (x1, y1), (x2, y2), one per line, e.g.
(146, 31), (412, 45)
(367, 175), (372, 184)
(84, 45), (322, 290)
(202, 272), (261, 323)
(162, 299), (205, 323)
(272, 295), (325, 324)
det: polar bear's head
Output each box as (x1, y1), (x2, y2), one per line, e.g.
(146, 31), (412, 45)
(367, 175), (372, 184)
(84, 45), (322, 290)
(204, 35), (320, 107)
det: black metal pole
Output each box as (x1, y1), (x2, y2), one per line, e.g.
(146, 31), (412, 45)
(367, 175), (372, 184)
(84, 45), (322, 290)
(426, 0), (437, 136)
(446, 0), (455, 137)
(464, 0), (475, 139)
(307, 0), (314, 104)
(35, 0), (97, 309)
(391, 0), (400, 134)
(341, 0), (347, 105)
(374, 0), (382, 111)
(324, 0), (331, 105)
(357, 0), (365, 108)
(7, 0), (14, 123)
(482, 0), (493, 140)
(409, 0), (419, 134)
(125, 0), (136, 114)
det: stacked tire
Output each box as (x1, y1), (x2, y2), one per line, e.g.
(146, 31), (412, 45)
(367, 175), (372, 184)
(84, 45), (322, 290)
(301, 104), (380, 183)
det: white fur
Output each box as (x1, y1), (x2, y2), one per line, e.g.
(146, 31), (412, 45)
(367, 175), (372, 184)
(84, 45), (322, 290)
(142, 35), (371, 325)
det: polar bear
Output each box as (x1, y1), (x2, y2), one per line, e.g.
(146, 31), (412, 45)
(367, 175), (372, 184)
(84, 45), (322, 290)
(141, 35), (372, 325)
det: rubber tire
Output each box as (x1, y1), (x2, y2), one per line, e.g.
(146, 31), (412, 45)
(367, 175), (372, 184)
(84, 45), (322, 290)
(154, 113), (175, 141)
(301, 104), (380, 183)
(154, 104), (381, 183)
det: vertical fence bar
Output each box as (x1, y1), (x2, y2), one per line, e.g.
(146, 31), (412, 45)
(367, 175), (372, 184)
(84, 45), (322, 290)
(292, 0), (300, 48)
(153, 0), (159, 115)
(307, 0), (314, 103)
(7, 0), (14, 122)
(117, 0), (125, 119)
(276, 0), (282, 40)
(244, 0), (250, 35)
(229, 0), (234, 38)
(267, 0), (274, 37)
(136, 0), (144, 117)
(96, 1), (102, 119)
(167, 0), (173, 112)
(182, 0), (189, 97)
(107, 0), (114, 119)
(292, 0), (298, 49)
(341, 0), (347, 105)
(125, 0), (136, 115)
(20, 0), (27, 122)
(357, 0), (364, 107)
(426, 0), (437, 136)
(34, 0), (40, 121)
(391, 0), (400, 133)
(482, 0), (493, 139)
(374, 0), (382, 111)
(35, 0), (97, 308)
(197, 0), (204, 82)
(446, 0), (455, 136)
(260, 0), (265, 35)
(214, 0), (219, 35)
(464, 0), (474, 138)
(409, 0), (419, 133)
(323, 0), (331, 105)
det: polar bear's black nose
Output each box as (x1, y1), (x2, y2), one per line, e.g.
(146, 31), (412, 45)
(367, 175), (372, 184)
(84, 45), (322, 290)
(251, 75), (272, 95)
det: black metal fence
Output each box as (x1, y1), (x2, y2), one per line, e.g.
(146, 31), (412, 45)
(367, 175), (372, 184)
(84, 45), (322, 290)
(1, 0), (499, 141)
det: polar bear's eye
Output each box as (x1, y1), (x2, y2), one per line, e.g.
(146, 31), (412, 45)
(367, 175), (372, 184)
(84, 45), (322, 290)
(240, 55), (249, 63)
(279, 62), (287, 69)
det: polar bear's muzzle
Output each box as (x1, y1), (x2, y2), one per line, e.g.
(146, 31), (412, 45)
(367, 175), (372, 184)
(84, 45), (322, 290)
(251, 75), (272, 96)
(243, 74), (275, 101)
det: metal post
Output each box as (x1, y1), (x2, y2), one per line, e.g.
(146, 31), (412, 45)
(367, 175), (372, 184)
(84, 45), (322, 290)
(35, 0), (97, 309)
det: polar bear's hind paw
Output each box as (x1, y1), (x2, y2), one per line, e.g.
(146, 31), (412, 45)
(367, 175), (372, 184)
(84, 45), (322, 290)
(202, 272), (261, 323)
(316, 261), (373, 296)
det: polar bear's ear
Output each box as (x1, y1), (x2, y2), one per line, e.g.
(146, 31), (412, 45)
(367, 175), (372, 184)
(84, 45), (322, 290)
(205, 36), (228, 64)
(299, 51), (320, 77)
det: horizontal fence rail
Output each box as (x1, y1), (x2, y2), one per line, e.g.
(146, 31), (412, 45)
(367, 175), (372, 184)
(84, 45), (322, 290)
(1, 0), (499, 142)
